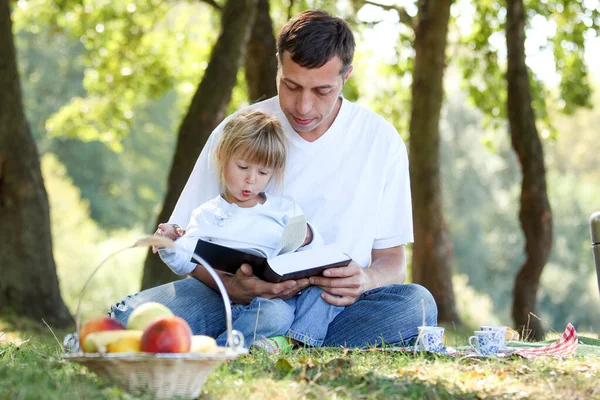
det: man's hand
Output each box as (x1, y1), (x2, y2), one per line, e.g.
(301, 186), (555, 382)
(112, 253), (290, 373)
(308, 261), (371, 306)
(222, 264), (310, 304)
(310, 245), (407, 306)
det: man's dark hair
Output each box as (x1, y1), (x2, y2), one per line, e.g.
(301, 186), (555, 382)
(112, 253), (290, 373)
(277, 10), (355, 76)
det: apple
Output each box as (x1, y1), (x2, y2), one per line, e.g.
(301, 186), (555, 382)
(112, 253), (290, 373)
(83, 330), (143, 353)
(127, 302), (173, 331)
(79, 316), (125, 350)
(190, 335), (218, 353)
(140, 316), (192, 353)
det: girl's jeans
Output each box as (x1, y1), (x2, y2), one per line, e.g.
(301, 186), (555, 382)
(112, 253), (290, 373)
(210, 286), (343, 347)
(108, 278), (437, 348)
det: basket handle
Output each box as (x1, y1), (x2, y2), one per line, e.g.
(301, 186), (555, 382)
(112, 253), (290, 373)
(75, 235), (244, 351)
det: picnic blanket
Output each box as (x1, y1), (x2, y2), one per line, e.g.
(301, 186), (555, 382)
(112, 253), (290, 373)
(509, 323), (578, 359)
(366, 323), (579, 359)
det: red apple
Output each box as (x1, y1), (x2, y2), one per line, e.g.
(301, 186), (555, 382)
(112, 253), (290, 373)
(140, 316), (192, 353)
(79, 316), (125, 351)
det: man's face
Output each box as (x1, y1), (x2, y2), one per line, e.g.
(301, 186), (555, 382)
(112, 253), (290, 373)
(278, 52), (352, 138)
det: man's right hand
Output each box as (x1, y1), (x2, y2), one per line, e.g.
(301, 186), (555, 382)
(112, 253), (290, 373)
(222, 264), (310, 304)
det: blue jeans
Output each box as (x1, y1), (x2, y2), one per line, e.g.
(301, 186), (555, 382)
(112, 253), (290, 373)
(286, 286), (344, 347)
(108, 278), (437, 348)
(208, 286), (342, 347)
(215, 297), (294, 347)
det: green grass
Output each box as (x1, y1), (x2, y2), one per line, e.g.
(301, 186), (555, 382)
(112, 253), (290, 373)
(2, 316), (600, 400)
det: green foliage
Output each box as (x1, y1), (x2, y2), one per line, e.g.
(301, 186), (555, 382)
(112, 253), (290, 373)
(13, 29), (87, 146)
(459, 0), (599, 126)
(441, 91), (521, 324)
(16, 0), (221, 139)
(47, 91), (180, 230)
(536, 92), (600, 332)
(14, 2), (217, 229)
(349, 8), (415, 140)
(529, 0), (600, 113)
(42, 154), (146, 322)
(366, 59), (413, 140)
(458, 0), (508, 128)
(452, 274), (501, 329)
(16, 0), (165, 143)
(440, 88), (600, 332)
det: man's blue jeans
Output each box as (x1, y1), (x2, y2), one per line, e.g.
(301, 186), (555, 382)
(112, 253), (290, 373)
(108, 278), (437, 348)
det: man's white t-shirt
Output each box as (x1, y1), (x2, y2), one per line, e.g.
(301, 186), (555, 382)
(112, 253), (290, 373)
(170, 96), (413, 268)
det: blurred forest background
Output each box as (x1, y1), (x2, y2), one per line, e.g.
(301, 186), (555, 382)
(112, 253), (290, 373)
(2, 0), (600, 337)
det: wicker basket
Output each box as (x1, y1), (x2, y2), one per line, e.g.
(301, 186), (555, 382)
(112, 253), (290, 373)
(62, 236), (247, 399)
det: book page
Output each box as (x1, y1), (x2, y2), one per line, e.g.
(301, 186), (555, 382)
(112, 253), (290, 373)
(268, 243), (351, 276)
(272, 214), (307, 257)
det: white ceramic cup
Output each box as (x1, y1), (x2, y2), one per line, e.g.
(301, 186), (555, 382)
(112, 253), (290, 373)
(468, 330), (503, 356)
(480, 325), (517, 349)
(417, 326), (445, 353)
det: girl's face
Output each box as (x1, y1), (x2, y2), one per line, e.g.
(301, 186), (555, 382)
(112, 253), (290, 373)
(222, 154), (274, 207)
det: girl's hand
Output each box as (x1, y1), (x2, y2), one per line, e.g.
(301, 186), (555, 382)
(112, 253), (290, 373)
(152, 223), (185, 253)
(302, 224), (313, 247)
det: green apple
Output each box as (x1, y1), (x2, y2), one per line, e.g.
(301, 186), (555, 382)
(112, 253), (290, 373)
(126, 302), (173, 331)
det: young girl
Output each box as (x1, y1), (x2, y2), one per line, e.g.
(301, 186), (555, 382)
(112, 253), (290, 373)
(155, 110), (343, 351)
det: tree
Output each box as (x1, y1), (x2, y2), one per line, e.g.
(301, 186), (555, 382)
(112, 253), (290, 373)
(0, 0), (73, 327)
(354, 0), (461, 325)
(141, 0), (259, 289)
(199, 0), (278, 106)
(463, 0), (599, 338)
(245, 0), (278, 103)
(408, 0), (461, 325)
(505, 0), (552, 340)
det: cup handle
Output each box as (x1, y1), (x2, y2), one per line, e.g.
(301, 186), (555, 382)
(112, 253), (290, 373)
(418, 332), (429, 348)
(468, 336), (479, 352)
(506, 330), (517, 342)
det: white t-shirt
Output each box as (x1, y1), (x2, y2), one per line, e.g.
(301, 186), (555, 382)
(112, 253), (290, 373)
(170, 96), (413, 268)
(159, 194), (324, 275)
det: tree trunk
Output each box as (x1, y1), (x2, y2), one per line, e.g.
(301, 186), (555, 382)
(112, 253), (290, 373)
(409, 0), (461, 325)
(141, 0), (259, 289)
(0, 0), (73, 327)
(245, 0), (277, 103)
(506, 0), (552, 341)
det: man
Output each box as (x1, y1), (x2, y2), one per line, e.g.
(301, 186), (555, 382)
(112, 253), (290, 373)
(110, 10), (437, 348)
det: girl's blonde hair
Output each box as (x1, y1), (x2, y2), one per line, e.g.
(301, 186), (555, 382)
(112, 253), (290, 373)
(213, 110), (287, 193)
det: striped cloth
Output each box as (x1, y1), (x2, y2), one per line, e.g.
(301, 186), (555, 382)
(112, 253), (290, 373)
(512, 323), (578, 359)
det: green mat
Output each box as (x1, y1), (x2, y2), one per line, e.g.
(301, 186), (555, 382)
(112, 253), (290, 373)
(495, 336), (600, 357)
(574, 336), (600, 356)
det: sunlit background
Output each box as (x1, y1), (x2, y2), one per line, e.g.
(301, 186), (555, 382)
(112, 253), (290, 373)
(10, 0), (600, 333)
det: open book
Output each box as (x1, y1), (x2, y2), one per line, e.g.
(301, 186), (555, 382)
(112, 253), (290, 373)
(191, 215), (351, 283)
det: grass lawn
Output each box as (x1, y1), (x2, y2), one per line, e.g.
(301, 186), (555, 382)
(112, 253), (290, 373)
(2, 315), (600, 400)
